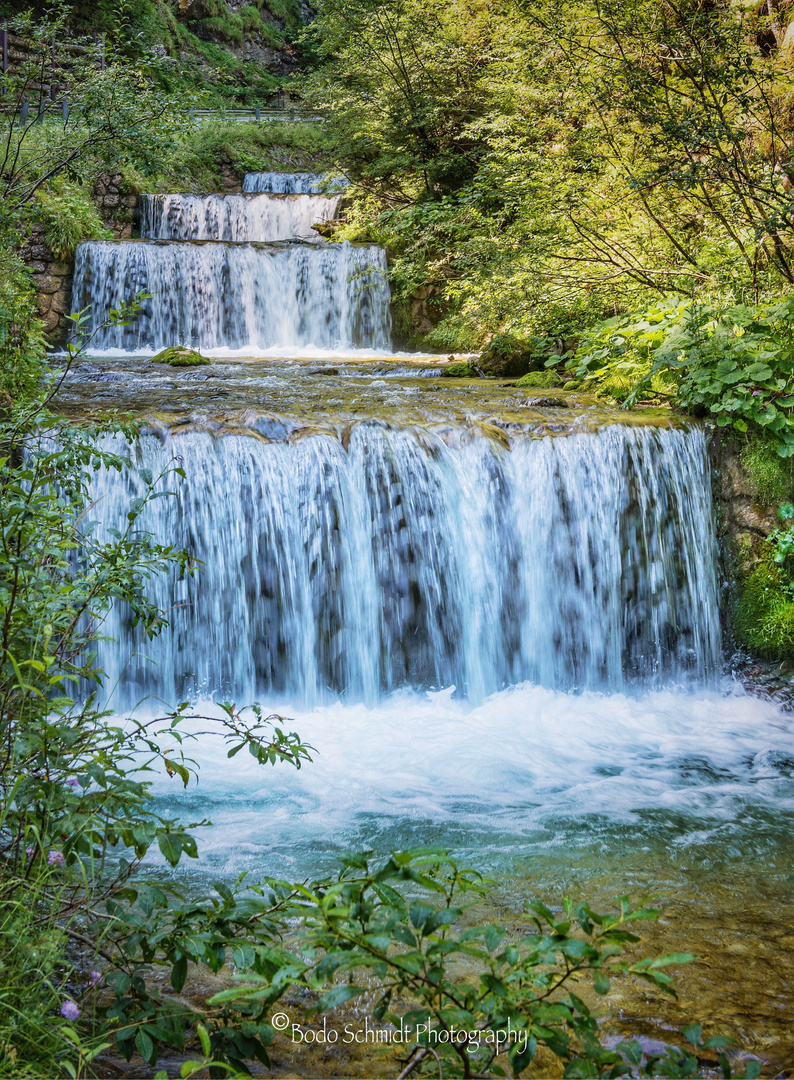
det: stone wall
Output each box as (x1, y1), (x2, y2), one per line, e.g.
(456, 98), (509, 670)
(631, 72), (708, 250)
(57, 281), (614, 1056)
(20, 227), (73, 339)
(710, 430), (779, 576)
(19, 173), (141, 344)
(94, 172), (140, 239)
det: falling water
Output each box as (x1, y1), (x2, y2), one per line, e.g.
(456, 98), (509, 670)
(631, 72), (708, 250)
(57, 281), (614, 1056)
(73, 171), (388, 353)
(140, 192), (342, 242)
(71, 240), (391, 352)
(242, 171), (345, 194)
(90, 421), (720, 710)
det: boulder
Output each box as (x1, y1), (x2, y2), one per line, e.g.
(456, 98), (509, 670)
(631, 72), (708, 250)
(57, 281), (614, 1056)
(151, 346), (210, 367)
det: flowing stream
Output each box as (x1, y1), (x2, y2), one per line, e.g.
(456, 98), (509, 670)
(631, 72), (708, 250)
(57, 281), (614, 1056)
(62, 173), (794, 1066)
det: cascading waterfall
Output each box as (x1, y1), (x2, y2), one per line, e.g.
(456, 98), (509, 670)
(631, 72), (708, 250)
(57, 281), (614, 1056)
(242, 171), (345, 194)
(140, 192), (342, 242)
(71, 240), (390, 352)
(91, 422), (720, 710)
(72, 172), (389, 353)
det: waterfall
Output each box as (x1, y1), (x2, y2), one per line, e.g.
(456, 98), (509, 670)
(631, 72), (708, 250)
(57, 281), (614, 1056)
(71, 240), (391, 352)
(73, 171), (389, 353)
(140, 193), (342, 242)
(242, 172), (345, 194)
(90, 422), (720, 710)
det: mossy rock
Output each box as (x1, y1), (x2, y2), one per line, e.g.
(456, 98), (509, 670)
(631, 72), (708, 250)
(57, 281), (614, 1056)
(734, 559), (794, 660)
(151, 346), (210, 367)
(515, 370), (561, 388)
(441, 362), (479, 378)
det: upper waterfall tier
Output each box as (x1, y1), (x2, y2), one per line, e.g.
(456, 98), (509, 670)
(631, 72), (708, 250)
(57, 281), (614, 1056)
(242, 171), (344, 194)
(90, 422), (721, 709)
(140, 192), (342, 242)
(72, 239), (391, 353)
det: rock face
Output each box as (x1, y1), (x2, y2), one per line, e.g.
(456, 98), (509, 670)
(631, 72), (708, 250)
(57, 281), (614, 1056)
(710, 431), (779, 576)
(94, 173), (140, 240)
(151, 346), (210, 367)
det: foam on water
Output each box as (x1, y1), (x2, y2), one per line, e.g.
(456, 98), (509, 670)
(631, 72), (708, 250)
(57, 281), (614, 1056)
(139, 682), (794, 877)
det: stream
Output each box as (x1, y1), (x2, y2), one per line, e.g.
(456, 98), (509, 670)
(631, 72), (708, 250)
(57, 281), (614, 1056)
(56, 174), (794, 1073)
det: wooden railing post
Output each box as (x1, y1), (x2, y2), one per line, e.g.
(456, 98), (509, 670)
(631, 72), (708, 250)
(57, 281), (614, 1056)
(1, 26), (7, 94)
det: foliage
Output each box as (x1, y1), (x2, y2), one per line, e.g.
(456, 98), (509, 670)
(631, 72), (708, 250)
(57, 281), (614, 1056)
(0, 8), (195, 225)
(215, 849), (759, 1079)
(35, 184), (112, 260)
(130, 119), (331, 195)
(569, 297), (794, 454)
(734, 558), (794, 660)
(0, 248), (47, 401)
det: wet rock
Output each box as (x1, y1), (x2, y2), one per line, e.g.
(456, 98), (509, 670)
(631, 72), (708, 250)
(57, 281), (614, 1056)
(523, 396), (568, 408)
(308, 367), (339, 376)
(151, 346), (210, 367)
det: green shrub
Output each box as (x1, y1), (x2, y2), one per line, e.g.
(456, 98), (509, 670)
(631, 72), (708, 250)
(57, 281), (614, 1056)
(36, 188), (112, 260)
(441, 361), (478, 377)
(571, 296), (794, 454)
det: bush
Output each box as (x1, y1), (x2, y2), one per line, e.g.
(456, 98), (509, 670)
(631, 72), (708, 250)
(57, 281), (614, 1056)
(735, 557), (794, 660)
(36, 186), (112, 260)
(571, 297), (794, 453)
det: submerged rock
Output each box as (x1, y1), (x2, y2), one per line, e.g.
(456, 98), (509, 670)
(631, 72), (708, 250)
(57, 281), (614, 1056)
(151, 346), (210, 367)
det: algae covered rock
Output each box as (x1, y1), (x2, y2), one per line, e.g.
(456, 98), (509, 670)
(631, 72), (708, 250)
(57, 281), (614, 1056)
(515, 370), (561, 388)
(151, 346), (210, 367)
(441, 361), (479, 378)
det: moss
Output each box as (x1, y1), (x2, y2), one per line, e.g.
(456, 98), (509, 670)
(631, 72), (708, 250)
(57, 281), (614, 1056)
(151, 346), (209, 367)
(740, 436), (794, 505)
(479, 333), (535, 377)
(441, 362), (479, 378)
(734, 558), (794, 660)
(515, 370), (561, 388)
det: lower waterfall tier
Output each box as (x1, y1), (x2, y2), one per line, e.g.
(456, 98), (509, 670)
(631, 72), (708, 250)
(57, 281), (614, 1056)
(90, 421), (721, 709)
(71, 239), (391, 353)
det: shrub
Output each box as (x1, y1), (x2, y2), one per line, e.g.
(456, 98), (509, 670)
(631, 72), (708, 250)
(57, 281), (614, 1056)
(36, 187), (112, 260)
(571, 297), (794, 454)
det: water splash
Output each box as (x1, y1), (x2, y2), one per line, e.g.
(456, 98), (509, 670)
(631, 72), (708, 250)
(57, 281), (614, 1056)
(91, 422), (720, 710)
(140, 193), (342, 242)
(71, 240), (391, 352)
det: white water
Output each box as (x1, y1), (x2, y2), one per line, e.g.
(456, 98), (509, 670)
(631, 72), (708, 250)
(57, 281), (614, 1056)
(140, 192), (341, 242)
(91, 422), (719, 710)
(72, 240), (391, 352)
(242, 171), (345, 194)
(73, 172), (389, 353)
(142, 683), (794, 877)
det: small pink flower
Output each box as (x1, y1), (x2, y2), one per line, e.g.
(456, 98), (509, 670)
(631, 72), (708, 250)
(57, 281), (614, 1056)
(752, 390), (762, 397)
(48, 850), (65, 867)
(66, 777), (79, 788)
(61, 1000), (80, 1020)
(88, 970), (102, 987)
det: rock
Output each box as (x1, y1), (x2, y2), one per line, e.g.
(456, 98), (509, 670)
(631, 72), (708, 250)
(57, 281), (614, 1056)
(515, 370), (561, 389)
(103, 194), (119, 208)
(151, 346), (210, 367)
(441, 362), (479, 378)
(523, 396), (568, 408)
(308, 367), (339, 375)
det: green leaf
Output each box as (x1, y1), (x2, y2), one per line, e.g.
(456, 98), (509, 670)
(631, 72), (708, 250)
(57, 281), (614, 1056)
(171, 955), (188, 993)
(197, 1023), (211, 1058)
(316, 984), (366, 1011)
